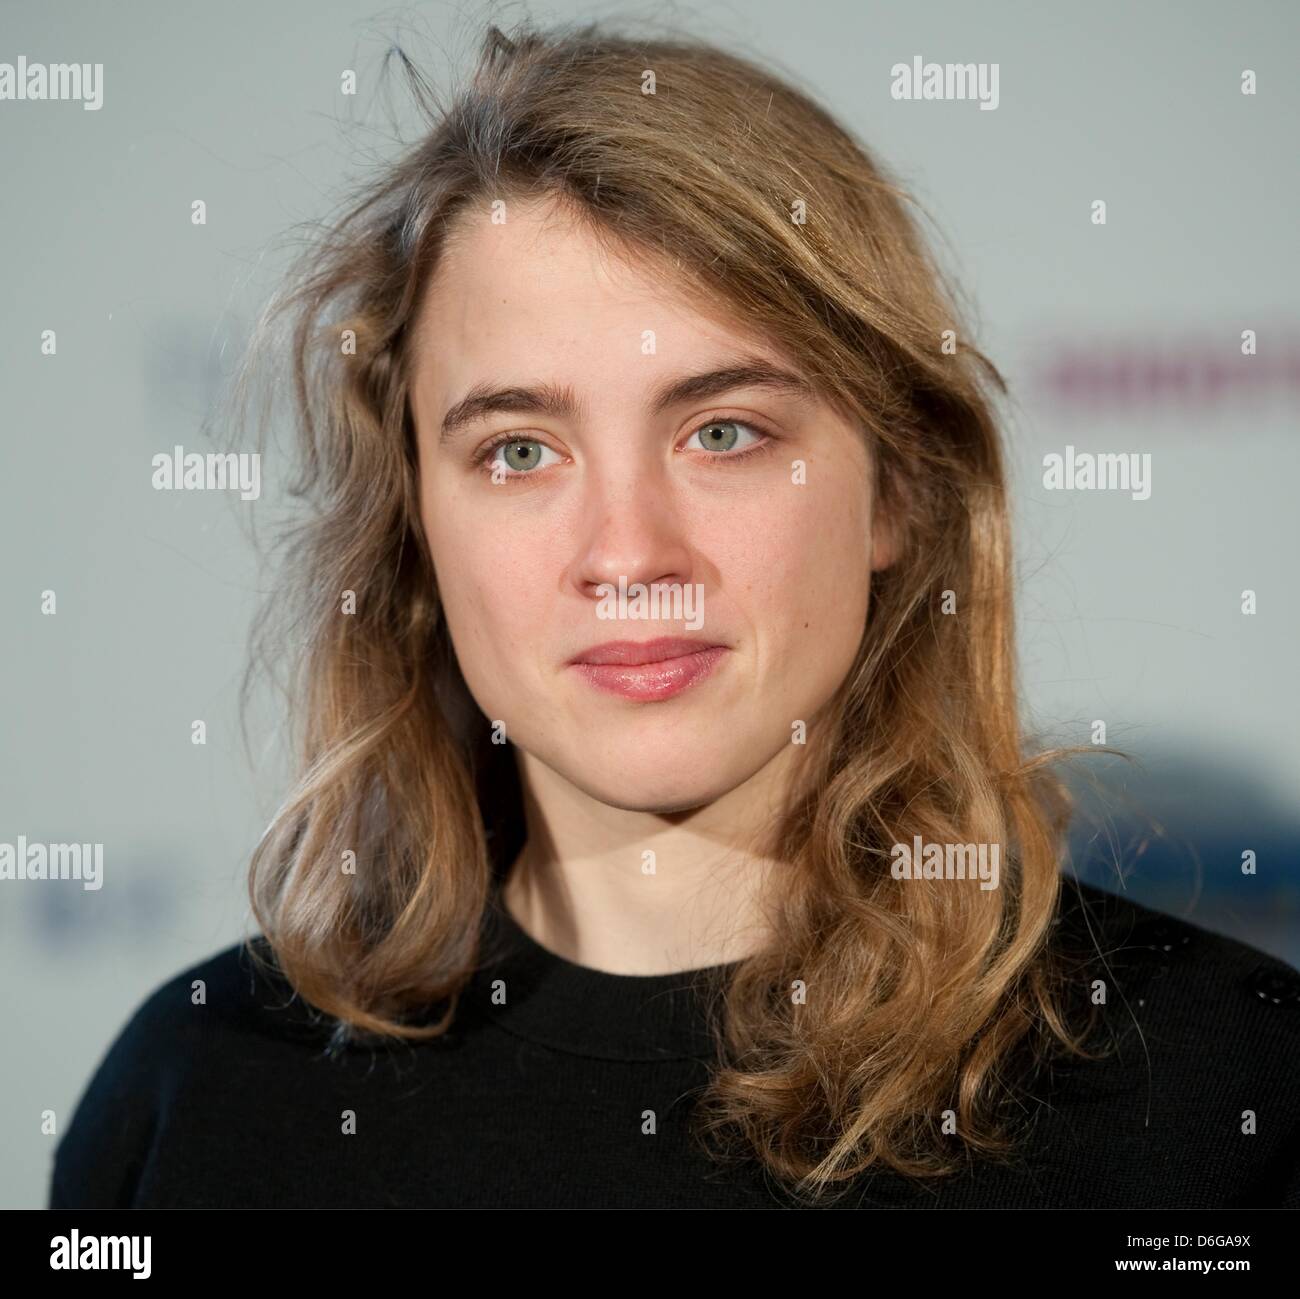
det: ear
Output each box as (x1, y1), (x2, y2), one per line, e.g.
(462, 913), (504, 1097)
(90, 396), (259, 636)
(869, 500), (901, 573)
(859, 434), (901, 573)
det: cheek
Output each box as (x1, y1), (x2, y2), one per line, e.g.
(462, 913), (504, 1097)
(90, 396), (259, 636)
(712, 472), (872, 645)
(420, 478), (555, 680)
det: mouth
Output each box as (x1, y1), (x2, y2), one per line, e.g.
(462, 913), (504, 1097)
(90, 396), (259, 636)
(568, 637), (729, 702)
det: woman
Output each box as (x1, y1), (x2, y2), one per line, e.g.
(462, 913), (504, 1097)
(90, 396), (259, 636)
(49, 19), (1300, 1209)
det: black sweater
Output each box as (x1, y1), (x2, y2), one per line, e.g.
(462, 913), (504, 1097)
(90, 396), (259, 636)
(48, 878), (1300, 1209)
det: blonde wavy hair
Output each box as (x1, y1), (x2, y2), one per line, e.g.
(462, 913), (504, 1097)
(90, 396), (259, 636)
(236, 17), (1105, 1206)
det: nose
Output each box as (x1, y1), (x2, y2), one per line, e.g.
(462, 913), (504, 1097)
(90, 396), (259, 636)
(567, 455), (697, 606)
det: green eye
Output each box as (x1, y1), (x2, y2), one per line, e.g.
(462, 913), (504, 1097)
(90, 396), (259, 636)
(500, 440), (542, 472)
(685, 419), (762, 454)
(482, 438), (560, 476)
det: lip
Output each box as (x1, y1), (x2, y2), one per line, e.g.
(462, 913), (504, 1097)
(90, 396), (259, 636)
(569, 638), (728, 702)
(570, 637), (725, 667)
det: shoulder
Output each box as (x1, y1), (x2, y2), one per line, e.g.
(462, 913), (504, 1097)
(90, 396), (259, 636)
(49, 937), (328, 1208)
(1051, 876), (1300, 1077)
(1056, 877), (1300, 991)
(82, 936), (326, 1057)
(1024, 878), (1300, 1205)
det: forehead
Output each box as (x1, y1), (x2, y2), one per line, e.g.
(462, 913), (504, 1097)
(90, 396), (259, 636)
(425, 193), (677, 315)
(410, 196), (804, 399)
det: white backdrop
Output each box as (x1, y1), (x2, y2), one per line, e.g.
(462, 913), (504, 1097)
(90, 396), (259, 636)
(2, 0), (1297, 1207)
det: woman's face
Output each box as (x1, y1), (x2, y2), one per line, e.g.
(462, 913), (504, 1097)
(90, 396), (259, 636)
(410, 194), (892, 812)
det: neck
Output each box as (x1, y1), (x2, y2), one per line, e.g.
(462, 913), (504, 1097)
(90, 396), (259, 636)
(500, 745), (802, 975)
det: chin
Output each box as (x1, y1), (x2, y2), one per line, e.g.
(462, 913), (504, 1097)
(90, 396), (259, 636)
(571, 774), (735, 815)
(555, 744), (774, 815)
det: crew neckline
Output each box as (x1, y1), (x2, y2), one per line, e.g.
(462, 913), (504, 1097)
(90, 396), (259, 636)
(467, 894), (741, 1062)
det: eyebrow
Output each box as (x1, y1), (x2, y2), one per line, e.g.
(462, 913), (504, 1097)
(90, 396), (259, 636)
(437, 356), (817, 445)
